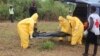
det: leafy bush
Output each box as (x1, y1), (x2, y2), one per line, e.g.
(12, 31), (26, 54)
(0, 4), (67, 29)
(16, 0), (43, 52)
(35, 0), (76, 20)
(0, 0), (32, 20)
(0, 0), (76, 21)
(0, 2), (9, 20)
(41, 41), (55, 49)
(8, 0), (32, 19)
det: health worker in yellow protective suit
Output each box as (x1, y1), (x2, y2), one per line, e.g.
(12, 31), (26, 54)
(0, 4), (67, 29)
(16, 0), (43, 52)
(66, 15), (84, 45)
(58, 16), (72, 41)
(17, 13), (38, 49)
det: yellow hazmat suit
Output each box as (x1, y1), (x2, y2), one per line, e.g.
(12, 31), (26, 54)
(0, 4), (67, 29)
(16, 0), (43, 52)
(17, 13), (38, 49)
(58, 16), (72, 41)
(66, 15), (84, 45)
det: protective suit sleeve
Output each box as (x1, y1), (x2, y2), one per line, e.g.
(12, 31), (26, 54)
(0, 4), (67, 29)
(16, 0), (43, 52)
(29, 13), (38, 37)
(29, 20), (35, 36)
(59, 16), (72, 34)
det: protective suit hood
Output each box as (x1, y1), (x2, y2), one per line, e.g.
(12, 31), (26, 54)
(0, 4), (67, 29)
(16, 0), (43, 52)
(31, 13), (38, 23)
(66, 15), (73, 20)
(59, 16), (66, 22)
(58, 16), (72, 34)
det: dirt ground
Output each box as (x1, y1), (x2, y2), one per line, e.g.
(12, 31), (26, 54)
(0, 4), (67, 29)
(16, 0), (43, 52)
(0, 21), (100, 56)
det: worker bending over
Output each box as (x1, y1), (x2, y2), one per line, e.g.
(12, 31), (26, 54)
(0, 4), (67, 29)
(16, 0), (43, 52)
(66, 15), (84, 45)
(17, 13), (38, 49)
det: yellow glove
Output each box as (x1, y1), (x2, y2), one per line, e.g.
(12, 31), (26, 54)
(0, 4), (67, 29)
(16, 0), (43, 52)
(30, 34), (33, 39)
(75, 27), (78, 30)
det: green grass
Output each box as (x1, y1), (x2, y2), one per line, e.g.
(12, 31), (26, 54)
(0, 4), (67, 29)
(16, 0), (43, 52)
(40, 40), (55, 50)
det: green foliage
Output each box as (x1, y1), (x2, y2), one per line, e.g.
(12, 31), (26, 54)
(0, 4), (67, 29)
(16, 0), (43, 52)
(35, 0), (54, 20)
(40, 41), (55, 49)
(8, 0), (32, 19)
(0, 0), (32, 20)
(35, 0), (76, 20)
(0, 3), (8, 19)
(53, 1), (69, 17)
(0, 0), (76, 20)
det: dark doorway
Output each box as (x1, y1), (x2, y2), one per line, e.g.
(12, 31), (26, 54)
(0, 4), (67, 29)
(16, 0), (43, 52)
(73, 3), (88, 22)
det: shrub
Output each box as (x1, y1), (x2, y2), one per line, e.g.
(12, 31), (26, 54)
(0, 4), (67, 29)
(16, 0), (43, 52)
(35, 0), (76, 21)
(0, 0), (32, 20)
(41, 40), (55, 49)
(0, 2), (9, 20)
(0, 0), (76, 21)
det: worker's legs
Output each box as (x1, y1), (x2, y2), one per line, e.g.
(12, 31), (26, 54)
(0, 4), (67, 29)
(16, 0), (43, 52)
(83, 37), (90, 56)
(77, 26), (84, 45)
(18, 26), (29, 49)
(93, 35), (99, 56)
(71, 36), (78, 45)
(77, 33), (83, 45)
(83, 31), (91, 56)
(71, 31), (80, 45)
(93, 44), (98, 56)
(9, 14), (14, 23)
(83, 31), (98, 56)
(20, 33), (29, 49)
